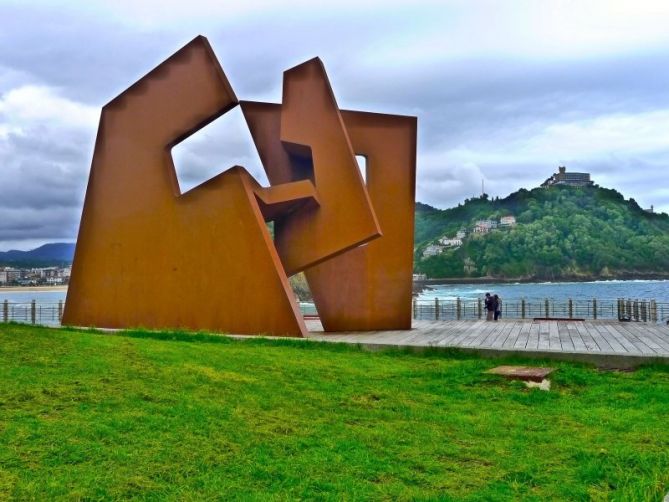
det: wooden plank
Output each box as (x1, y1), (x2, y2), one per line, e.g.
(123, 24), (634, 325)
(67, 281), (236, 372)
(514, 321), (532, 349)
(503, 322), (524, 349)
(430, 324), (462, 347)
(635, 324), (669, 354)
(377, 330), (422, 345)
(479, 321), (509, 348)
(566, 322), (587, 352)
(537, 321), (551, 350)
(431, 329), (464, 348)
(460, 320), (499, 348)
(491, 322), (516, 349)
(399, 323), (445, 345)
(582, 322), (613, 352)
(525, 321), (540, 350)
(548, 321), (561, 350)
(601, 324), (640, 354)
(593, 323), (626, 353)
(616, 323), (660, 354)
(575, 322), (601, 352)
(419, 322), (465, 346)
(432, 320), (466, 347)
(436, 320), (484, 347)
(557, 321), (575, 351)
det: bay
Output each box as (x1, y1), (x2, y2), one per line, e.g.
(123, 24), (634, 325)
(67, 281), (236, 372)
(3, 280), (669, 306)
(0, 289), (66, 305)
(416, 280), (669, 302)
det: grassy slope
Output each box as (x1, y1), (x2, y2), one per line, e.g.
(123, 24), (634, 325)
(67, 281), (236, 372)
(1, 323), (668, 500)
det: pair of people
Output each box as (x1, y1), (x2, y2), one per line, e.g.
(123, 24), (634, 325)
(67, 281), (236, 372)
(484, 292), (502, 321)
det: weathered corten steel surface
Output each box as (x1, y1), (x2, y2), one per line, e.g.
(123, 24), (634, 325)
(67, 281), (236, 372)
(243, 59), (381, 276)
(305, 111), (417, 331)
(65, 35), (417, 336)
(63, 37), (309, 336)
(243, 103), (416, 331)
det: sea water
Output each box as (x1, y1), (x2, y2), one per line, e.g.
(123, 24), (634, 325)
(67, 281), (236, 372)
(416, 280), (669, 302)
(0, 289), (66, 305)
(2, 280), (669, 305)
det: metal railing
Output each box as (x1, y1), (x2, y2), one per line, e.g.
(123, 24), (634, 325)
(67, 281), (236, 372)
(412, 298), (669, 323)
(1, 300), (64, 326)
(1, 298), (668, 327)
(0, 300), (317, 327)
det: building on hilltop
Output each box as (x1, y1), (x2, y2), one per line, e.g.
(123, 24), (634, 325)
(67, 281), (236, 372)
(541, 166), (594, 187)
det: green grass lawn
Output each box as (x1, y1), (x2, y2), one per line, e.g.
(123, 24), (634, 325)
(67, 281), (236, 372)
(1, 323), (668, 501)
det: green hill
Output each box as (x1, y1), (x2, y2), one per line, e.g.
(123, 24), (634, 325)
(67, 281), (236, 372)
(0, 243), (75, 268)
(414, 185), (669, 280)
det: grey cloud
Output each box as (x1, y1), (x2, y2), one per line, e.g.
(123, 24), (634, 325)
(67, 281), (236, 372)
(0, 127), (93, 211)
(2, 2), (669, 250)
(340, 51), (669, 152)
(0, 206), (80, 242)
(0, 4), (176, 104)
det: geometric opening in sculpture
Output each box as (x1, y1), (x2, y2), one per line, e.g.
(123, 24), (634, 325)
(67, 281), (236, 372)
(355, 155), (368, 184)
(171, 106), (263, 194)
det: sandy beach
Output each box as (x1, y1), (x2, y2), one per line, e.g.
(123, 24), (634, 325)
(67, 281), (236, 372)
(0, 285), (68, 293)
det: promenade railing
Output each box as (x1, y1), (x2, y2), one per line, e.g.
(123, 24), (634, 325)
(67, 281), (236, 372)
(1, 300), (64, 326)
(1, 298), (668, 326)
(413, 298), (669, 323)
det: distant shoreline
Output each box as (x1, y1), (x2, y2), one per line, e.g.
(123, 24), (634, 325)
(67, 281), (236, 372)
(0, 285), (68, 293)
(415, 274), (669, 286)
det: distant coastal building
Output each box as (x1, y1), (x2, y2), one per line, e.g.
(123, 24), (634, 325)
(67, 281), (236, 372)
(0, 267), (21, 285)
(0, 266), (70, 286)
(438, 237), (462, 248)
(456, 229), (467, 239)
(422, 244), (444, 258)
(473, 219), (497, 233)
(541, 166), (593, 187)
(500, 215), (516, 226)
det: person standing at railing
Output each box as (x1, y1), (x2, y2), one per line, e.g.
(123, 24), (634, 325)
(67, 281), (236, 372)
(494, 294), (502, 321)
(484, 293), (494, 321)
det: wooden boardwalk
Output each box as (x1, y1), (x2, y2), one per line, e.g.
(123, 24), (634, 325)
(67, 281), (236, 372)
(306, 319), (669, 367)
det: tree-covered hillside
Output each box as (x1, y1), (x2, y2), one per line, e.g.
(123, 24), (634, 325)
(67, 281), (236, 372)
(0, 243), (75, 268)
(414, 185), (669, 280)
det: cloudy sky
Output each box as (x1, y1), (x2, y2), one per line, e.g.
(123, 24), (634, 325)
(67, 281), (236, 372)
(1, 0), (669, 250)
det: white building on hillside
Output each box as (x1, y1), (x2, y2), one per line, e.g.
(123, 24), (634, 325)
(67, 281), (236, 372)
(473, 219), (497, 233)
(422, 244), (444, 258)
(439, 237), (463, 248)
(500, 215), (516, 226)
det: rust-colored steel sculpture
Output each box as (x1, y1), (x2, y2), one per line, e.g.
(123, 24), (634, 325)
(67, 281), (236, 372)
(304, 111), (417, 331)
(64, 36), (417, 336)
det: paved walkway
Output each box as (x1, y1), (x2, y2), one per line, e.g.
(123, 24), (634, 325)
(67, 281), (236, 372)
(305, 319), (669, 367)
